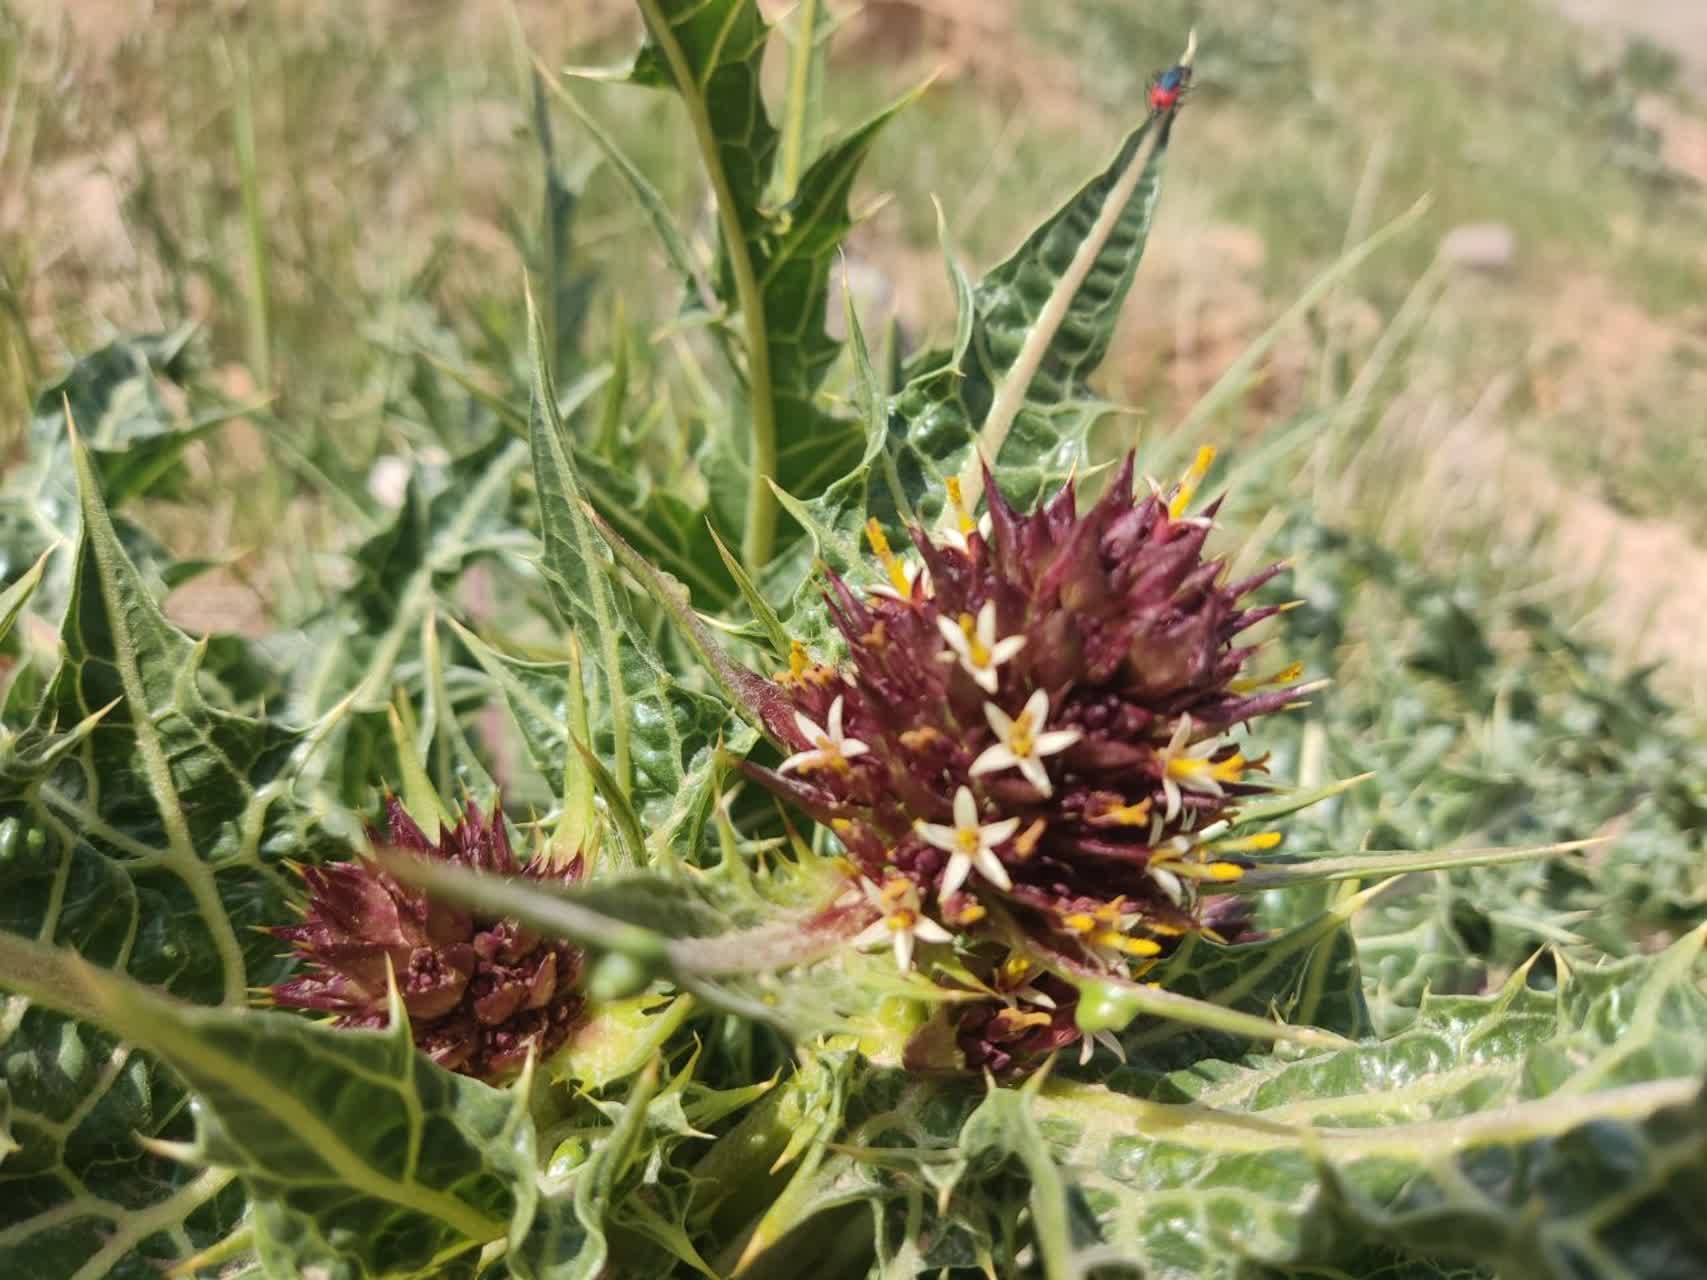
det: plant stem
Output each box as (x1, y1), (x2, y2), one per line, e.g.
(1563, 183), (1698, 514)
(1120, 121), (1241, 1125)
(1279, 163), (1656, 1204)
(230, 43), (272, 393)
(635, 0), (779, 575)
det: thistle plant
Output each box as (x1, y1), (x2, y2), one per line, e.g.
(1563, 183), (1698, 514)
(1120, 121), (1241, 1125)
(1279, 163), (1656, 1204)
(0, 6), (1702, 1280)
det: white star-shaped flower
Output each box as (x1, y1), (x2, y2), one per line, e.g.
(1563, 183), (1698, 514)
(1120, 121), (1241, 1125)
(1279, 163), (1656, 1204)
(778, 695), (869, 776)
(1155, 716), (1246, 820)
(935, 601), (1025, 694)
(916, 785), (1019, 898)
(970, 689), (1081, 796)
(849, 877), (954, 972)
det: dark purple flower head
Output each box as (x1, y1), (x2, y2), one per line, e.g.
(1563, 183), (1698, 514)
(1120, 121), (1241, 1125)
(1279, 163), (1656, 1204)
(744, 451), (1298, 1071)
(269, 798), (586, 1080)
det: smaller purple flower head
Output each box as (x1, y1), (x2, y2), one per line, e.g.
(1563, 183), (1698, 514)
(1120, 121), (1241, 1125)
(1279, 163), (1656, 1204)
(269, 797), (587, 1080)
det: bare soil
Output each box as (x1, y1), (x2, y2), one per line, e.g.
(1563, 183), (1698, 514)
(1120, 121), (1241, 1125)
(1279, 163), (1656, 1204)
(1556, 0), (1707, 91)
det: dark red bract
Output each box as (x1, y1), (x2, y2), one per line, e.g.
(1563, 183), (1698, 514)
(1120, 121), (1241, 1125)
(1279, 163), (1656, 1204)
(269, 798), (587, 1080)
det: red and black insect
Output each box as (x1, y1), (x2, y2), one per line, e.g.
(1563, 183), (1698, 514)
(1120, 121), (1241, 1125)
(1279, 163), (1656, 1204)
(1148, 64), (1193, 113)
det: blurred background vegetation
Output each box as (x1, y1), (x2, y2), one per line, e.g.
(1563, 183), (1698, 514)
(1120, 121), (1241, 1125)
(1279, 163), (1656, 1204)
(4, 0), (1705, 700)
(2, 0), (1704, 1001)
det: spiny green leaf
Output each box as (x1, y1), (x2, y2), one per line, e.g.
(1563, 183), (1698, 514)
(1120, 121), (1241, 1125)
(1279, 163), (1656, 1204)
(417, 614), (499, 811)
(784, 98), (1176, 610)
(545, 72), (720, 324)
(527, 299), (737, 851)
(615, 0), (908, 570)
(708, 523), (791, 663)
(571, 446), (735, 609)
(386, 695), (454, 839)
(627, 0), (776, 260)
(886, 108), (1173, 519)
(0, 332), (242, 609)
(582, 501), (791, 733)
(757, 929), (1707, 1279)
(514, 1061), (686, 1279)
(0, 934), (538, 1279)
(698, 83), (922, 564)
(448, 621), (577, 795)
(1242, 504), (1707, 1029)
(1119, 886), (1376, 1065)
(1037, 932), (1707, 1277)
(0, 547), (52, 648)
(0, 434), (344, 1277)
(769, 262), (912, 608)
(289, 430), (529, 749)
(1220, 837), (1602, 895)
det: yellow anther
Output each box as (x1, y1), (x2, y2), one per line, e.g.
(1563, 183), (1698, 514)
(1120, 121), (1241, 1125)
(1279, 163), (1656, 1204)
(1169, 750), (1246, 785)
(1212, 831), (1282, 853)
(1090, 930), (1163, 957)
(1091, 798), (1153, 827)
(1063, 912), (1097, 934)
(946, 475), (976, 535)
(866, 517), (912, 595)
(1006, 709), (1037, 757)
(829, 818), (853, 834)
(953, 902), (987, 925)
(865, 517), (892, 558)
(1000, 953), (1034, 985)
(886, 909), (917, 932)
(1209, 753), (1247, 784)
(1168, 860), (1247, 882)
(777, 641), (811, 685)
(879, 878), (911, 903)
(900, 727), (941, 751)
(1013, 819), (1046, 860)
(996, 1009), (1054, 1033)
(861, 620), (890, 649)
(1168, 444), (1217, 519)
(1231, 661), (1304, 693)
